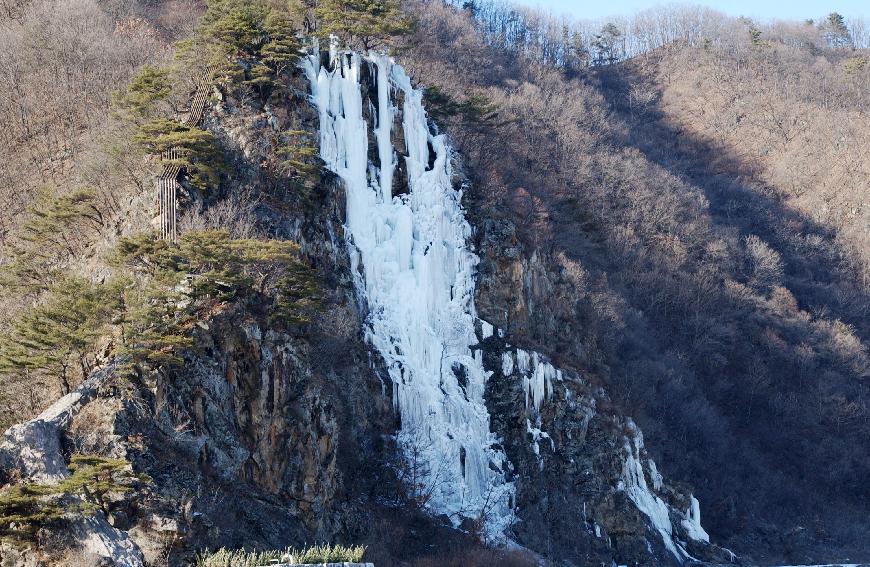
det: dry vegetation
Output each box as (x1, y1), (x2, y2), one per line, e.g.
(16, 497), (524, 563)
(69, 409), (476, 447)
(0, 0), (197, 239)
(647, 42), (870, 285)
(403, 1), (870, 561)
(1, 0), (869, 563)
(0, 0), (320, 429)
(0, 0), (201, 425)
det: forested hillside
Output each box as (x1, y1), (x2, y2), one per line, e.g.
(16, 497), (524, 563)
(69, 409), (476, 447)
(404, 1), (870, 561)
(0, 0), (868, 565)
(0, 0), (201, 427)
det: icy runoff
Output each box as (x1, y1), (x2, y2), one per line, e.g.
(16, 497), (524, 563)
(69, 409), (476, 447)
(502, 346), (713, 561)
(303, 44), (515, 537)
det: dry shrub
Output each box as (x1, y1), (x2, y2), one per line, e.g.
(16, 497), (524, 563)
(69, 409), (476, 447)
(409, 547), (537, 567)
(402, 1), (870, 559)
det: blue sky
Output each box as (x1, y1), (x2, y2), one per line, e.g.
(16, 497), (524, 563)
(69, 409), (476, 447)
(516, 0), (870, 22)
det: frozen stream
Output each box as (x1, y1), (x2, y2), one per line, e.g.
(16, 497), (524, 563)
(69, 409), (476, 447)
(303, 44), (515, 538)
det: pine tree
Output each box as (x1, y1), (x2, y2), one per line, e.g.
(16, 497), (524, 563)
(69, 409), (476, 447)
(314, 0), (414, 50)
(110, 231), (319, 370)
(276, 129), (321, 194)
(134, 119), (225, 191)
(0, 278), (119, 394)
(823, 12), (852, 49)
(199, 0), (271, 56)
(749, 25), (765, 47)
(112, 65), (172, 121)
(592, 23), (623, 65)
(0, 454), (147, 544)
(168, 0), (306, 100)
(1, 188), (104, 295)
(261, 10), (302, 71)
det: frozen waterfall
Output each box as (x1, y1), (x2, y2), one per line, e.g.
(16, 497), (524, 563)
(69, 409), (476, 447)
(303, 44), (515, 537)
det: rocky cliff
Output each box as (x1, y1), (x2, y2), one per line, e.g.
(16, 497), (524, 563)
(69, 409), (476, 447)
(1, 44), (736, 567)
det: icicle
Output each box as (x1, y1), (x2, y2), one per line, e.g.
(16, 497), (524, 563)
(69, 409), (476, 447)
(516, 349), (530, 373)
(682, 495), (710, 543)
(372, 54), (394, 203)
(501, 352), (514, 376)
(620, 424), (683, 560)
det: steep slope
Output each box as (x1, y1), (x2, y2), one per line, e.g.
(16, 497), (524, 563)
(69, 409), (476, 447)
(2, 0), (869, 565)
(301, 42), (732, 566)
(304, 44), (516, 538)
(401, 1), (870, 563)
(0, 31), (731, 567)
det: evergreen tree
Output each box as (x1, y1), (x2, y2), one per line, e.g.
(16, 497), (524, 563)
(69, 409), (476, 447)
(276, 129), (321, 195)
(0, 277), (120, 394)
(199, 0), (271, 56)
(592, 23), (623, 65)
(112, 65), (172, 121)
(314, 0), (414, 50)
(823, 12), (852, 49)
(0, 188), (104, 295)
(261, 10), (303, 71)
(134, 119), (225, 191)
(0, 454), (147, 544)
(110, 231), (319, 370)
(191, 0), (302, 87)
(749, 25), (765, 47)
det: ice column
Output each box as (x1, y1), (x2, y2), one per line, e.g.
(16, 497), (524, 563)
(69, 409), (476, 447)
(303, 46), (515, 537)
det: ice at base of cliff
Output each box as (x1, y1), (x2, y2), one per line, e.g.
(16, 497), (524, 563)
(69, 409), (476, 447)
(303, 40), (515, 538)
(682, 494), (709, 543)
(620, 427), (682, 560)
(619, 421), (715, 562)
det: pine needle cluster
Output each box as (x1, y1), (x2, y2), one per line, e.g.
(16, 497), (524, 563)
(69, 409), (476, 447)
(0, 454), (148, 544)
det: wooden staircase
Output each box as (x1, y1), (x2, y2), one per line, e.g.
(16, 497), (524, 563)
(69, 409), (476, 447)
(157, 65), (216, 242)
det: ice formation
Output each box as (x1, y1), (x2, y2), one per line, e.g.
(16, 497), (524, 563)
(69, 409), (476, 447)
(303, 42), (514, 537)
(619, 422), (714, 561)
(503, 348), (560, 411)
(499, 337), (713, 558)
(682, 495), (710, 543)
(619, 427), (682, 559)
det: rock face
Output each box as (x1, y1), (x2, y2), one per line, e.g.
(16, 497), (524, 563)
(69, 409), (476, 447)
(1, 46), (739, 567)
(0, 367), (145, 567)
(467, 195), (740, 565)
(102, 71), (396, 561)
(481, 338), (734, 566)
(301, 46), (733, 565)
(0, 370), (107, 484)
(0, 66), (394, 566)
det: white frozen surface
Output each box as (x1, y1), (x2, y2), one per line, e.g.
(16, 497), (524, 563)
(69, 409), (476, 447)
(304, 42), (514, 537)
(507, 348), (558, 411)
(620, 423), (682, 560)
(682, 495), (710, 543)
(648, 458), (663, 492)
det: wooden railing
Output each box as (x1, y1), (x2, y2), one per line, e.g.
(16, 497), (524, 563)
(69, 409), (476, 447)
(157, 65), (216, 242)
(157, 147), (182, 242)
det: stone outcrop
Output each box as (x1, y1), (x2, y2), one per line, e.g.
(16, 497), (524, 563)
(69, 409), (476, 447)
(0, 369), (108, 484)
(1, 46), (742, 567)
(0, 366), (145, 567)
(468, 188), (738, 565)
